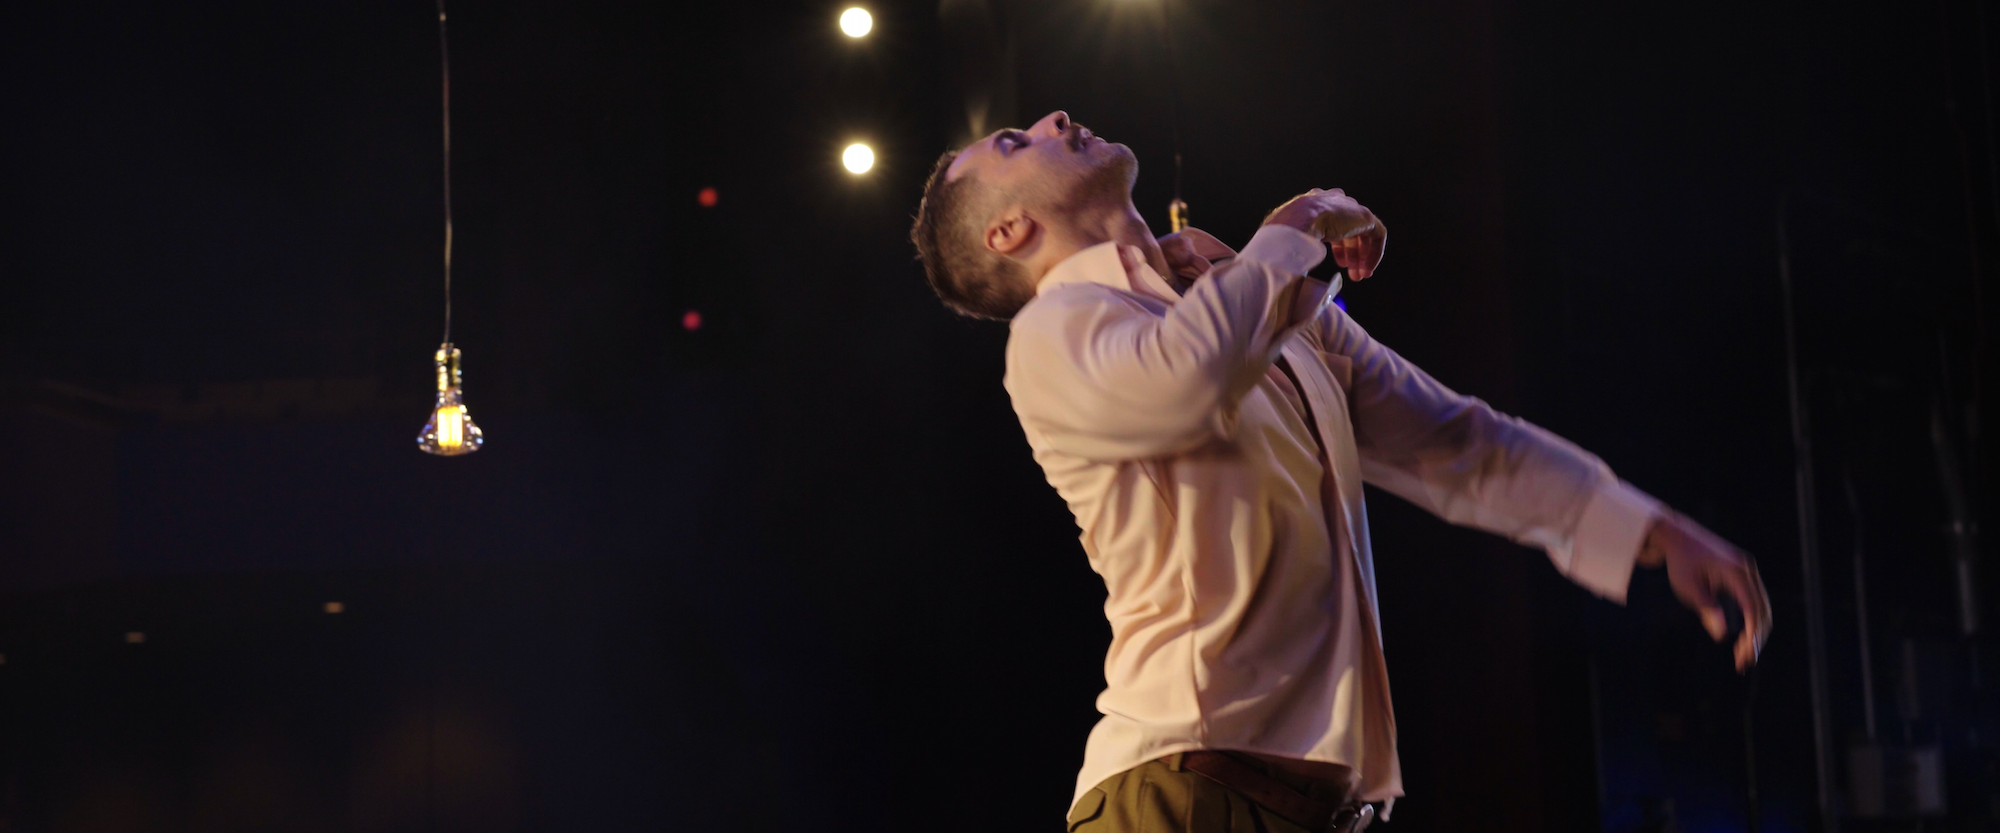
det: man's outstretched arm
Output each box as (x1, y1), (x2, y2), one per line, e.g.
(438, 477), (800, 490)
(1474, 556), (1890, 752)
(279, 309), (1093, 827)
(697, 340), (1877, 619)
(1325, 307), (1772, 670)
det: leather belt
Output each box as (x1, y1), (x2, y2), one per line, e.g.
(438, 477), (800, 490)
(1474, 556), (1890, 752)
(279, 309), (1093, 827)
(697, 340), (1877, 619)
(1180, 751), (1375, 832)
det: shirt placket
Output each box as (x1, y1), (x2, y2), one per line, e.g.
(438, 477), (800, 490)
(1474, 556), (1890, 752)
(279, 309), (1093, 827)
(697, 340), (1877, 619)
(1278, 341), (1399, 792)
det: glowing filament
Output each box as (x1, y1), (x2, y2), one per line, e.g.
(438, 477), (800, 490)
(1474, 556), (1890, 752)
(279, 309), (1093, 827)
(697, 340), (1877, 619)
(436, 403), (465, 449)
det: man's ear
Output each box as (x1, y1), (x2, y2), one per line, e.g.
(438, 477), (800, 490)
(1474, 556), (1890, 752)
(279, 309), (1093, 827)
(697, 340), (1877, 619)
(984, 208), (1039, 257)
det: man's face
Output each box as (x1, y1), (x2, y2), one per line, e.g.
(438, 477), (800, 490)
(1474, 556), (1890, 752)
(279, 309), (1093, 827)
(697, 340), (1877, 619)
(945, 110), (1135, 212)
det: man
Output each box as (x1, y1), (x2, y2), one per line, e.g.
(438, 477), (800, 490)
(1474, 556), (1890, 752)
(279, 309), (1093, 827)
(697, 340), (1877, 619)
(909, 110), (1772, 833)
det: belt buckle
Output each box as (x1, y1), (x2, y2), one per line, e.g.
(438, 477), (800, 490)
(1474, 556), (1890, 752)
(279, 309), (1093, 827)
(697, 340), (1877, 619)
(1329, 803), (1374, 833)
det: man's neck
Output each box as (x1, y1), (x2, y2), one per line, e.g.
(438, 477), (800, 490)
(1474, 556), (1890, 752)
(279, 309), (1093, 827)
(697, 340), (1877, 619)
(1029, 201), (1169, 285)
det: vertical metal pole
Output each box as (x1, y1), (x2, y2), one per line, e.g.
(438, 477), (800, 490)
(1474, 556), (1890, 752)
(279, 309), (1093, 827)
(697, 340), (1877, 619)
(1779, 196), (1840, 832)
(1842, 473), (1879, 743)
(1744, 665), (1763, 833)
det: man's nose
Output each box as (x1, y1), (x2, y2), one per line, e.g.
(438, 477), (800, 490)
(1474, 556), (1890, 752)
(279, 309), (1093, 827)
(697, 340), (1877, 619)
(1037, 110), (1069, 136)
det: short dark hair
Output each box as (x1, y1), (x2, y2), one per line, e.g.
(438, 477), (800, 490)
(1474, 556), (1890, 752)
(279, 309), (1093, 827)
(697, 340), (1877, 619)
(910, 149), (1034, 320)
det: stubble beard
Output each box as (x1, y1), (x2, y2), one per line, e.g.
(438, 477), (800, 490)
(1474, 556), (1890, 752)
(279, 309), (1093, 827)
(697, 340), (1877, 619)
(1044, 145), (1137, 218)
(1079, 145), (1137, 206)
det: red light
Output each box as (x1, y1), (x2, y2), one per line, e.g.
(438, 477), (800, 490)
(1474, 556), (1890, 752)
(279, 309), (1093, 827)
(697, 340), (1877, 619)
(682, 310), (703, 331)
(697, 187), (718, 207)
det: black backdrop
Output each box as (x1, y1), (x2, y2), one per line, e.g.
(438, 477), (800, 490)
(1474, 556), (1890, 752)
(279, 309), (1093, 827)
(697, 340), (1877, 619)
(2, 1), (1994, 831)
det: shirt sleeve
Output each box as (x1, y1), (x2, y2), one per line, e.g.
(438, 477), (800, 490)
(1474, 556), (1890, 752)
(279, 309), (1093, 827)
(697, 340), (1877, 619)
(1320, 305), (1663, 602)
(1004, 227), (1333, 462)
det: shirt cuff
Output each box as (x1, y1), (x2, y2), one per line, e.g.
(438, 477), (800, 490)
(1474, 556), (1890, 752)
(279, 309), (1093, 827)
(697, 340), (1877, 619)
(1566, 479), (1664, 603)
(1239, 224), (1326, 277)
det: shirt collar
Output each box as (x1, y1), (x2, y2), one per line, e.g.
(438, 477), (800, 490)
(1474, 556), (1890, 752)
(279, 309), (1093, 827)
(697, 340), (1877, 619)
(1035, 241), (1182, 302)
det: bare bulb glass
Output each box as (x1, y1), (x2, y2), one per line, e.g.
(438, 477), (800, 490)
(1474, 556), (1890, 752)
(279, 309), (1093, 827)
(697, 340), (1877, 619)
(839, 7), (871, 37)
(417, 343), (484, 456)
(843, 143), (874, 174)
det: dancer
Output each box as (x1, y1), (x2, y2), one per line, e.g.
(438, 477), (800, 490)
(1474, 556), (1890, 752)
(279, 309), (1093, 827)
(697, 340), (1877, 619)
(909, 110), (1771, 833)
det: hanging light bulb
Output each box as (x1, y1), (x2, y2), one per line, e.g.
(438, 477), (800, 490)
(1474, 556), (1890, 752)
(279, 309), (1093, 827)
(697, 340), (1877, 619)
(417, 343), (482, 455)
(415, 0), (486, 456)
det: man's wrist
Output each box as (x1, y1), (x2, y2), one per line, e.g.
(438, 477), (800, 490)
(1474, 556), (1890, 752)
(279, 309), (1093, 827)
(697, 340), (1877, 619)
(1240, 224), (1326, 277)
(1262, 217), (1320, 238)
(1567, 479), (1666, 603)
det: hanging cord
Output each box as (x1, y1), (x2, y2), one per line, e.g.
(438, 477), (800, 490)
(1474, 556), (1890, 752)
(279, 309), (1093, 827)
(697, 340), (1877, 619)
(438, 0), (454, 346)
(1973, 0), (1993, 449)
(1158, 0), (1186, 228)
(430, 13), (450, 833)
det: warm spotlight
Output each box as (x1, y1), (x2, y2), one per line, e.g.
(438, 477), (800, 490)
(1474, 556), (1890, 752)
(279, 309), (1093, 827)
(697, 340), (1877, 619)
(843, 143), (875, 174)
(839, 7), (872, 38)
(697, 186), (719, 207)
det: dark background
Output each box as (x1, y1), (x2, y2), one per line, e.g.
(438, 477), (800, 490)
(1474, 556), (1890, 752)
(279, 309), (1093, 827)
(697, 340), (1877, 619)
(1, 0), (1995, 831)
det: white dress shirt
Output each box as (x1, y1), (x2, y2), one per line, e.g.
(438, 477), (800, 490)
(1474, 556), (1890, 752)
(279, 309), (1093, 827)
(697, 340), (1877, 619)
(1001, 224), (1663, 816)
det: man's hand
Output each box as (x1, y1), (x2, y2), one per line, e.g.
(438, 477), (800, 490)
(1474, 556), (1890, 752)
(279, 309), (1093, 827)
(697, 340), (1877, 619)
(1263, 188), (1388, 280)
(1156, 227), (1238, 282)
(1638, 512), (1773, 672)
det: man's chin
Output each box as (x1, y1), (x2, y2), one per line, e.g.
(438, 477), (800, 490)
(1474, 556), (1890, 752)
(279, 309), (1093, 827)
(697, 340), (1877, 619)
(1051, 144), (1140, 208)
(1101, 145), (1138, 189)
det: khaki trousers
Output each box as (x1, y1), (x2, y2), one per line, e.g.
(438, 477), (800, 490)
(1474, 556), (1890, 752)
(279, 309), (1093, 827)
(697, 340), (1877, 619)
(1066, 753), (1349, 833)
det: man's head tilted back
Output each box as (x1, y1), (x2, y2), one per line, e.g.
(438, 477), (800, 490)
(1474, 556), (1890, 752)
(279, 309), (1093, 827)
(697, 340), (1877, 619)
(910, 110), (1138, 320)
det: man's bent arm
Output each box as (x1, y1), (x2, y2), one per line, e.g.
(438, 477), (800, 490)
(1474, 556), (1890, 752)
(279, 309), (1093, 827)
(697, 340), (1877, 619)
(1323, 307), (1661, 602)
(1005, 226), (1332, 461)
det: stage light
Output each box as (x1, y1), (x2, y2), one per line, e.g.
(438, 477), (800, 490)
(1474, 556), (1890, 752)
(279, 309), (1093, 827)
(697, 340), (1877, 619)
(125, 632), (145, 644)
(697, 186), (719, 207)
(324, 601), (345, 614)
(417, 344), (484, 456)
(416, 1), (488, 456)
(843, 142), (875, 174)
(839, 7), (872, 37)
